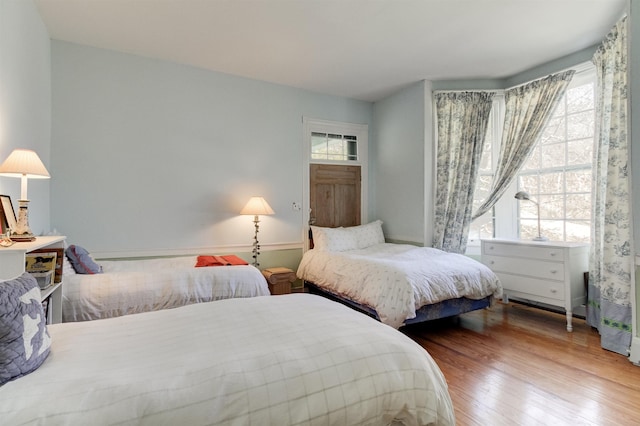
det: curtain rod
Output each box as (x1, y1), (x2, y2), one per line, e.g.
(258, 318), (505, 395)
(433, 60), (594, 95)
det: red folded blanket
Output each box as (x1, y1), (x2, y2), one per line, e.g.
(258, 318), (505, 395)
(195, 255), (249, 267)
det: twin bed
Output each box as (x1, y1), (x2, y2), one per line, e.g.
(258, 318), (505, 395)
(297, 221), (502, 328)
(62, 255), (269, 321)
(0, 276), (455, 425)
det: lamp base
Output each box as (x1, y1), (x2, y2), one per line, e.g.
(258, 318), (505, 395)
(532, 236), (549, 242)
(10, 234), (36, 242)
(10, 199), (36, 242)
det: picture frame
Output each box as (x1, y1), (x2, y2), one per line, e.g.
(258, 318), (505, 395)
(0, 195), (17, 234)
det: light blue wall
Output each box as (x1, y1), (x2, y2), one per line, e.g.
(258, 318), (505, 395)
(0, 0), (51, 234)
(50, 41), (372, 257)
(371, 81), (428, 244)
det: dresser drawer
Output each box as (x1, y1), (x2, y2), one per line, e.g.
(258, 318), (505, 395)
(482, 255), (565, 282)
(495, 272), (565, 302)
(482, 242), (566, 261)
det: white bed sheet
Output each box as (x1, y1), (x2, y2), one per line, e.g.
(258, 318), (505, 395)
(297, 243), (502, 328)
(62, 256), (270, 322)
(0, 294), (455, 425)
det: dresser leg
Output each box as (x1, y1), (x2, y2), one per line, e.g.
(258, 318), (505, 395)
(566, 311), (573, 332)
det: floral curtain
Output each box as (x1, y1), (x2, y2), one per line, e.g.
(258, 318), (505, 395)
(432, 91), (494, 253)
(588, 16), (633, 356)
(472, 70), (575, 220)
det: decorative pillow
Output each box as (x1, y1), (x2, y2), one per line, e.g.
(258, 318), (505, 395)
(347, 220), (385, 249)
(66, 245), (102, 274)
(0, 273), (51, 385)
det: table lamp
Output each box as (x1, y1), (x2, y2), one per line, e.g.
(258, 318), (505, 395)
(240, 196), (274, 267)
(0, 149), (50, 241)
(514, 191), (547, 241)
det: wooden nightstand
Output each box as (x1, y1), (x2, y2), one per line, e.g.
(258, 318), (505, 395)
(262, 267), (296, 295)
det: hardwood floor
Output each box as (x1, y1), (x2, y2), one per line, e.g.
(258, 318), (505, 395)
(401, 302), (640, 426)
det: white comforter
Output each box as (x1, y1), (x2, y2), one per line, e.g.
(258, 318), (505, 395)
(62, 256), (269, 321)
(0, 294), (455, 425)
(297, 243), (502, 328)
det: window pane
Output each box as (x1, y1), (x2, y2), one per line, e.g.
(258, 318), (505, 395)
(567, 110), (594, 139)
(539, 172), (563, 194)
(469, 212), (494, 242)
(539, 116), (565, 145)
(565, 169), (591, 192)
(518, 175), (539, 193)
(566, 221), (591, 242)
(311, 133), (327, 157)
(565, 194), (591, 219)
(539, 195), (564, 219)
(567, 83), (594, 114)
(540, 220), (565, 241)
(540, 143), (566, 168)
(519, 202), (538, 219)
(520, 219), (541, 240)
(567, 139), (593, 166)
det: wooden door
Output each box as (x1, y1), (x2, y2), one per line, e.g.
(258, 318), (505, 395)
(309, 164), (361, 228)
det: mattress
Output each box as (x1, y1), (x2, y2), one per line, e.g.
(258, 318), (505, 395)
(297, 243), (502, 328)
(62, 255), (270, 321)
(0, 294), (455, 425)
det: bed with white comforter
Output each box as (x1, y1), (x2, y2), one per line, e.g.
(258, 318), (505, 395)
(0, 294), (455, 425)
(62, 256), (269, 322)
(298, 243), (502, 328)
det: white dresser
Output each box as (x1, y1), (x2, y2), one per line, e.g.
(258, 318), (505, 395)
(481, 238), (589, 332)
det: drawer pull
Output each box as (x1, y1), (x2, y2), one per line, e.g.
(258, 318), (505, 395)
(490, 260), (495, 265)
(550, 269), (558, 274)
(550, 288), (557, 293)
(550, 251), (557, 257)
(489, 246), (494, 250)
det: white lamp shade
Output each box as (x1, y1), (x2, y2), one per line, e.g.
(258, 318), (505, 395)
(240, 197), (275, 216)
(0, 149), (50, 179)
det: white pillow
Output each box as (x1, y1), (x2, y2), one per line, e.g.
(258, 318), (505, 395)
(346, 220), (385, 249)
(312, 221), (384, 251)
(310, 225), (329, 251)
(311, 225), (358, 252)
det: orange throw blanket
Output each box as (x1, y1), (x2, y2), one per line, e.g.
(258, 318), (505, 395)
(195, 255), (249, 267)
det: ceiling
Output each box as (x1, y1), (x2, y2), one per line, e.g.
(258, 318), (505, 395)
(35, 0), (627, 102)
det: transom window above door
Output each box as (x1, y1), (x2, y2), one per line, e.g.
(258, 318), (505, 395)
(311, 132), (358, 161)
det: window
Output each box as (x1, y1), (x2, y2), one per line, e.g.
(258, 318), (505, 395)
(311, 132), (358, 161)
(468, 106), (498, 243)
(516, 72), (594, 242)
(467, 65), (595, 250)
